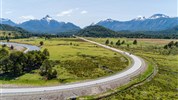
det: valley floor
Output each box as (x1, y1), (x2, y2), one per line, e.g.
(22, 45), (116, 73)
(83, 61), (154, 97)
(1, 37), (177, 100)
(0, 38), (130, 87)
(88, 38), (178, 100)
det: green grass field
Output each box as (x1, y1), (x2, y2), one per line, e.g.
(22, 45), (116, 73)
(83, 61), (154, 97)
(89, 38), (178, 100)
(0, 38), (130, 86)
(1, 37), (177, 99)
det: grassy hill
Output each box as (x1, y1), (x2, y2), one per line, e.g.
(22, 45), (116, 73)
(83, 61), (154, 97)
(0, 24), (30, 33)
(0, 24), (31, 39)
(77, 25), (118, 37)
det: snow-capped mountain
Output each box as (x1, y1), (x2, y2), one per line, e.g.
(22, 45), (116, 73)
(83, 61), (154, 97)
(0, 15), (80, 33)
(102, 18), (116, 22)
(41, 15), (53, 23)
(1, 14), (178, 33)
(149, 14), (169, 19)
(0, 18), (16, 26)
(18, 15), (81, 33)
(97, 14), (178, 31)
(132, 16), (146, 21)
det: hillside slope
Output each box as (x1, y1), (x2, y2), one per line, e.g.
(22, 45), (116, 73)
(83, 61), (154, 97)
(77, 25), (118, 37)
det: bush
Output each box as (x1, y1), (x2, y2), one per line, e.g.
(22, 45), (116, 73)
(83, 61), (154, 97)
(43, 48), (50, 57)
(10, 45), (14, 50)
(40, 60), (57, 80)
(40, 41), (44, 46)
(2, 44), (7, 48)
(110, 41), (114, 45)
(105, 39), (109, 45)
(121, 40), (125, 44)
(133, 40), (137, 45)
(116, 40), (121, 46)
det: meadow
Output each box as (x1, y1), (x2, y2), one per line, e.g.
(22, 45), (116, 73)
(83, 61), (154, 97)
(0, 38), (130, 86)
(88, 38), (178, 99)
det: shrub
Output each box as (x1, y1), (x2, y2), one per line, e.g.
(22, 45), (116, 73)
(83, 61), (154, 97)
(110, 41), (114, 45)
(105, 39), (109, 45)
(133, 40), (137, 45)
(43, 48), (50, 57)
(116, 40), (121, 46)
(10, 45), (14, 50)
(2, 44), (7, 48)
(40, 60), (57, 80)
(40, 41), (44, 46)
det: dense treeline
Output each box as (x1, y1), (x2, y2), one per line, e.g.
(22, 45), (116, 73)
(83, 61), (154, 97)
(1, 24), (178, 39)
(115, 32), (178, 39)
(0, 48), (58, 80)
(0, 49), (47, 76)
(47, 27), (178, 39)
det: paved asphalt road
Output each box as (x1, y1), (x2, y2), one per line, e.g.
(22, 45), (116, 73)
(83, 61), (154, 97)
(1, 37), (144, 95)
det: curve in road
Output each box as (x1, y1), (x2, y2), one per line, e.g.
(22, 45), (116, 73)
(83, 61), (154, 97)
(1, 37), (145, 95)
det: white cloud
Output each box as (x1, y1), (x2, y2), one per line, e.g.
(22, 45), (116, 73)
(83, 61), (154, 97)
(19, 15), (35, 20)
(81, 10), (88, 14)
(57, 9), (74, 17)
(57, 8), (79, 17)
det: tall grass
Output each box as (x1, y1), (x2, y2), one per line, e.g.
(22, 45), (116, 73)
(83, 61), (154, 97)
(90, 38), (178, 100)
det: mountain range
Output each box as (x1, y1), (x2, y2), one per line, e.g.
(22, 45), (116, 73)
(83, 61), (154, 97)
(0, 18), (16, 26)
(97, 14), (178, 31)
(0, 15), (81, 33)
(0, 14), (178, 33)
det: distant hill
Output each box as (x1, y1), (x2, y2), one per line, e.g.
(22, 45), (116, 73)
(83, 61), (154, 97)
(0, 24), (31, 39)
(0, 18), (16, 26)
(97, 14), (178, 31)
(0, 24), (28, 33)
(0, 24), (29, 33)
(167, 25), (178, 32)
(77, 25), (117, 37)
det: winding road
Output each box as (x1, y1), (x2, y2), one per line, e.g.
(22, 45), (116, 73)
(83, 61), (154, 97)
(1, 37), (147, 99)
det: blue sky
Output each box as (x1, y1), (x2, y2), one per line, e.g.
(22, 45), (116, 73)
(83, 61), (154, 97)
(0, 0), (177, 27)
